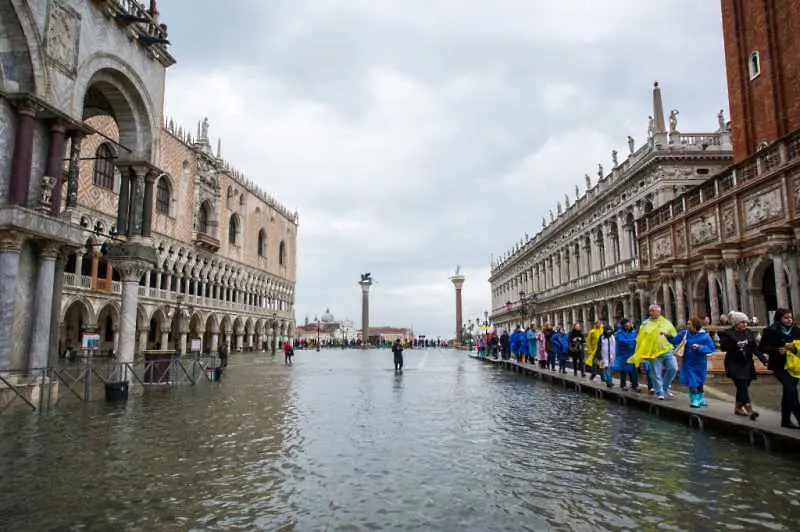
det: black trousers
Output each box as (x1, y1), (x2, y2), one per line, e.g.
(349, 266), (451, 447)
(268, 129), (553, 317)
(732, 378), (750, 404)
(394, 353), (404, 370)
(775, 371), (800, 424)
(570, 353), (584, 376)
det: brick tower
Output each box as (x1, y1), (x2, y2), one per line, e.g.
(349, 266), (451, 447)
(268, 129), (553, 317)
(721, 0), (800, 161)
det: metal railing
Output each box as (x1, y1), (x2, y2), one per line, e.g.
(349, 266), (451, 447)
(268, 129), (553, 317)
(0, 355), (221, 415)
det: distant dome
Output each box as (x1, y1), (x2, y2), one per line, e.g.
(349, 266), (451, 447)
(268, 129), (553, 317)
(321, 308), (335, 322)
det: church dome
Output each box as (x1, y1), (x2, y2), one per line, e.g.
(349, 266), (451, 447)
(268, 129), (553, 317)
(321, 308), (335, 322)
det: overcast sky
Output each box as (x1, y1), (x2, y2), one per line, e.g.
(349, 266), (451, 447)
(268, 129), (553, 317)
(158, 1), (728, 338)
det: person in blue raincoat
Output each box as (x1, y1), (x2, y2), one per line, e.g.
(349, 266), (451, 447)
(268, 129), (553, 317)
(551, 325), (569, 373)
(526, 325), (537, 364)
(666, 317), (716, 407)
(614, 319), (638, 391)
(509, 325), (526, 362)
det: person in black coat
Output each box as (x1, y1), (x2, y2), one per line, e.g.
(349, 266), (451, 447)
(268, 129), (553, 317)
(758, 308), (800, 429)
(719, 311), (767, 420)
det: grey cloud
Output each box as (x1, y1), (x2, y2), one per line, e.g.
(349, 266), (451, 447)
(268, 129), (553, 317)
(158, 1), (727, 336)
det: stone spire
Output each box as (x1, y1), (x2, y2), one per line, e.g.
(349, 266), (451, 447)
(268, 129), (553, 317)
(652, 81), (666, 134)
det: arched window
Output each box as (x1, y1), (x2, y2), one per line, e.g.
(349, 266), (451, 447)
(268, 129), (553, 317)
(93, 143), (115, 189)
(197, 203), (209, 234)
(156, 177), (171, 215)
(278, 240), (286, 266)
(257, 229), (266, 257)
(749, 51), (761, 79)
(228, 215), (240, 245)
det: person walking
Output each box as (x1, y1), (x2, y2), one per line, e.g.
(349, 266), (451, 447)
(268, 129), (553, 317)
(719, 311), (768, 419)
(668, 317), (716, 408)
(628, 304), (678, 400)
(392, 338), (404, 372)
(586, 321), (604, 380)
(552, 325), (569, 374)
(567, 323), (586, 377)
(599, 324), (616, 388)
(758, 308), (800, 429)
(526, 325), (537, 365)
(614, 319), (638, 391)
(536, 327), (547, 369)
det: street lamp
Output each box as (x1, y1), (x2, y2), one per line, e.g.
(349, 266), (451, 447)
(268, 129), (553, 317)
(271, 312), (277, 356)
(315, 315), (321, 351)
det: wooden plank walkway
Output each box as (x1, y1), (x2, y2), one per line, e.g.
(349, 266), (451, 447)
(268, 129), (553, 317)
(469, 354), (800, 454)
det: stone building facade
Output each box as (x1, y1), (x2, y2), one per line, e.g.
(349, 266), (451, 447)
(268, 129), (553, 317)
(489, 84), (734, 330)
(0, 0), (296, 374)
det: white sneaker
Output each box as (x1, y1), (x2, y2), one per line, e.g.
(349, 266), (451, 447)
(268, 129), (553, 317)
(657, 395), (665, 400)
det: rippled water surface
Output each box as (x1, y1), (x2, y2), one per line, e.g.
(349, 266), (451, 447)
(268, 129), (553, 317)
(2, 349), (800, 531)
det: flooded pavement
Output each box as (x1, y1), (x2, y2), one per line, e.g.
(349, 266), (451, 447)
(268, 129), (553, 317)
(1, 348), (799, 531)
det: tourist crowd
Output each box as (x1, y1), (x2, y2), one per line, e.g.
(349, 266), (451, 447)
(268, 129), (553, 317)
(475, 305), (800, 430)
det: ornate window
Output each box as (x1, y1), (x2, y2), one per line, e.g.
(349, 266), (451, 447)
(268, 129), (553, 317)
(93, 143), (115, 190)
(257, 229), (266, 257)
(279, 240), (286, 266)
(228, 214), (240, 245)
(197, 203), (209, 234)
(156, 177), (171, 215)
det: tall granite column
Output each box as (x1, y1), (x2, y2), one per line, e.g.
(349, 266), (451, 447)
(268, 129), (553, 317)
(0, 232), (23, 371)
(707, 270), (721, 324)
(450, 272), (466, 346)
(29, 242), (61, 370)
(359, 277), (373, 347)
(772, 250), (790, 310)
(8, 102), (36, 206)
(674, 274), (687, 326)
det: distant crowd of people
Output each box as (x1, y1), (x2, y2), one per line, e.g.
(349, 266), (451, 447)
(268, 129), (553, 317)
(475, 305), (800, 430)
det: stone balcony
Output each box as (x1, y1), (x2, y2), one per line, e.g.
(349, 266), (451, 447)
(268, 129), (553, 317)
(96, 0), (175, 67)
(636, 128), (800, 268)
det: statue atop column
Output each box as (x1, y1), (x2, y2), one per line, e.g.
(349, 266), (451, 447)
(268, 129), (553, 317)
(585, 173), (591, 190)
(647, 115), (655, 138)
(717, 109), (727, 131)
(627, 135), (635, 154)
(669, 109), (679, 132)
(611, 150), (618, 167)
(200, 117), (209, 141)
(597, 163), (604, 180)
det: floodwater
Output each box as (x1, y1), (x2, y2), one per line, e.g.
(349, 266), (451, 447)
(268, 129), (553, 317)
(1, 349), (799, 531)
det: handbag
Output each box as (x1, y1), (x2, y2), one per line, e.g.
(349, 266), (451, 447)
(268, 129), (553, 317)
(673, 334), (687, 358)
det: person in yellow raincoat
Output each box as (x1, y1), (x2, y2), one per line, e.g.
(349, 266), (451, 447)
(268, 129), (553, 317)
(585, 322), (604, 381)
(628, 304), (677, 400)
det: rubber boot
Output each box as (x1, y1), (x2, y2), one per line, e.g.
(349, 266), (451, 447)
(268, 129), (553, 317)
(746, 403), (759, 420)
(699, 392), (708, 407)
(689, 392), (701, 408)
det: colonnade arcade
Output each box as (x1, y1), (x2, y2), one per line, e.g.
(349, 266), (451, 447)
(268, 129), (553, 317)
(519, 250), (793, 331)
(60, 296), (294, 357)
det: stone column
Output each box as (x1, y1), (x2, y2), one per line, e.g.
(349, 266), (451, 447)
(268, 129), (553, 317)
(116, 261), (148, 367)
(724, 261), (739, 312)
(772, 251), (790, 309)
(46, 122), (67, 215)
(29, 242), (61, 370)
(65, 133), (83, 209)
(49, 250), (68, 366)
(0, 232), (23, 371)
(604, 224), (615, 267)
(359, 277), (373, 347)
(622, 295), (632, 320)
(674, 275), (687, 326)
(787, 252), (800, 314)
(142, 172), (156, 237)
(662, 282), (671, 322)
(160, 330), (170, 350)
(138, 329), (148, 355)
(618, 215), (630, 261)
(116, 169), (131, 235)
(638, 290), (649, 321)
(450, 273), (465, 345)
(707, 270), (721, 324)
(211, 332), (219, 355)
(738, 260), (751, 317)
(8, 102), (36, 206)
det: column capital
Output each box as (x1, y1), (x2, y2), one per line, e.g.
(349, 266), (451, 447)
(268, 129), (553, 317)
(0, 230), (25, 252)
(38, 240), (62, 259)
(114, 260), (150, 282)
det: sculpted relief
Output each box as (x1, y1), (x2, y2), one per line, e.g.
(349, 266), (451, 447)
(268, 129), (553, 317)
(744, 187), (784, 228)
(652, 233), (673, 261)
(46, 1), (81, 74)
(675, 226), (686, 255)
(689, 215), (718, 246)
(722, 205), (737, 238)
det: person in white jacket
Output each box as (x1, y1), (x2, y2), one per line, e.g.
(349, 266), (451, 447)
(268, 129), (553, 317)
(599, 325), (616, 388)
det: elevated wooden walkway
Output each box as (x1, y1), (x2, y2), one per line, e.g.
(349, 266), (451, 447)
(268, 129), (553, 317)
(470, 354), (800, 454)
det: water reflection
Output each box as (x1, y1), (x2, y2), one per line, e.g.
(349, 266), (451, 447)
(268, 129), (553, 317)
(0, 350), (799, 530)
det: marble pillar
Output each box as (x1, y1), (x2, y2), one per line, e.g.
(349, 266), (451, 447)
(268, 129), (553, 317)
(160, 331), (170, 350)
(787, 253), (800, 313)
(724, 262), (738, 313)
(708, 270), (721, 324)
(46, 122), (67, 215)
(142, 173), (155, 237)
(738, 260), (751, 316)
(0, 232), (23, 371)
(116, 262), (147, 367)
(65, 133), (83, 209)
(211, 332), (219, 354)
(8, 102), (36, 206)
(674, 276), (687, 326)
(772, 252), (790, 309)
(360, 278), (373, 347)
(29, 242), (60, 370)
